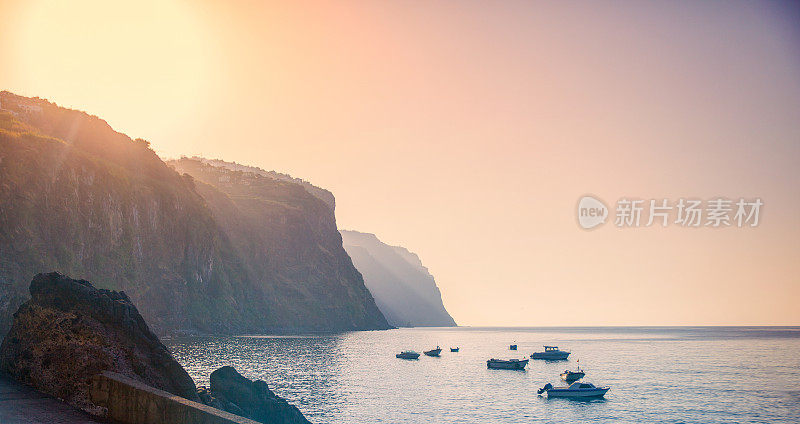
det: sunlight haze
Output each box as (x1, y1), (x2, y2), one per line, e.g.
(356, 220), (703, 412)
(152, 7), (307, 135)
(1, 0), (798, 326)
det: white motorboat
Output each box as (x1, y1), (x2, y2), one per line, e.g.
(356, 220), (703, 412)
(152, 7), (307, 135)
(537, 382), (609, 398)
(530, 346), (570, 360)
(486, 358), (529, 370)
(396, 350), (420, 359)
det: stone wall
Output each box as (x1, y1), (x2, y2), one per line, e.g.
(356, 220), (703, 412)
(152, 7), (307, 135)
(91, 372), (260, 424)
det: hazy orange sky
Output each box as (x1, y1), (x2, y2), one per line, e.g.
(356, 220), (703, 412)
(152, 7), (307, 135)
(1, 0), (798, 326)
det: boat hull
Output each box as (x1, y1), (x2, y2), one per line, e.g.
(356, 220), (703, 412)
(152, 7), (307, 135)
(530, 351), (570, 360)
(396, 353), (420, 359)
(546, 388), (609, 398)
(487, 359), (529, 370)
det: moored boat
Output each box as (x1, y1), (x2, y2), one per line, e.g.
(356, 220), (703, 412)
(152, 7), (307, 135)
(486, 358), (529, 370)
(450, 347), (459, 352)
(530, 346), (570, 360)
(424, 346), (442, 357)
(537, 382), (609, 398)
(560, 369), (585, 382)
(509, 344), (517, 350)
(396, 350), (420, 359)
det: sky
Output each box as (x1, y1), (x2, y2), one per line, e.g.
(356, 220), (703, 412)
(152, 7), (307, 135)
(1, 0), (798, 326)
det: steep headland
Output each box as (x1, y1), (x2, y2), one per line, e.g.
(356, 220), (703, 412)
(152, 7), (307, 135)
(168, 157), (388, 331)
(0, 91), (388, 334)
(341, 230), (456, 327)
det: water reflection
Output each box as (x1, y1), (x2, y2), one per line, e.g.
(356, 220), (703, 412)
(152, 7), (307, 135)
(165, 327), (800, 424)
(168, 333), (348, 418)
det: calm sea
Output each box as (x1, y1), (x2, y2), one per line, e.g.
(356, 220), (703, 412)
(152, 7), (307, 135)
(166, 327), (800, 423)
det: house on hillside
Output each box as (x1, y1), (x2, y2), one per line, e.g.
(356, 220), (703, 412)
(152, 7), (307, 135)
(0, 98), (20, 117)
(19, 104), (43, 114)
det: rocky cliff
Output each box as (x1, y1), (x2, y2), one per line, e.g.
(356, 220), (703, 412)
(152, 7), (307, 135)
(0, 91), (389, 334)
(340, 231), (456, 327)
(168, 158), (388, 331)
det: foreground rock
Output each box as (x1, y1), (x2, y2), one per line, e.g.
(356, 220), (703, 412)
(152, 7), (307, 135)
(0, 272), (312, 423)
(0, 272), (199, 414)
(198, 366), (311, 424)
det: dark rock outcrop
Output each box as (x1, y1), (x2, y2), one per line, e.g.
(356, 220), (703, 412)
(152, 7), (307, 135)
(198, 366), (311, 424)
(341, 230), (456, 327)
(0, 272), (199, 415)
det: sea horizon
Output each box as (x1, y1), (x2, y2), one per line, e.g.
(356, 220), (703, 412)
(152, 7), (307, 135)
(222, 325), (800, 337)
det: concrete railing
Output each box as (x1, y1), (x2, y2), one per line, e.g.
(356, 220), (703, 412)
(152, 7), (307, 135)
(91, 371), (260, 424)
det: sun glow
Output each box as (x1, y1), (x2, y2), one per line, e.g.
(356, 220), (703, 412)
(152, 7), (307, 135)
(4, 0), (213, 146)
(0, 1), (797, 326)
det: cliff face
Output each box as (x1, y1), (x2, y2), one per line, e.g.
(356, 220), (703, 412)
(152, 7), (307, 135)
(168, 158), (389, 331)
(0, 91), (388, 334)
(341, 230), (456, 327)
(0, 272), (199, 415)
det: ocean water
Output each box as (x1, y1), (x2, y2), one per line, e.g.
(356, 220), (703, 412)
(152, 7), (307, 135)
(166, 327), (800, 423)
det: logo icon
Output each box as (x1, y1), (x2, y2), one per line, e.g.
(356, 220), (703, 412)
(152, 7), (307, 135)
(577, 195), (608, 229)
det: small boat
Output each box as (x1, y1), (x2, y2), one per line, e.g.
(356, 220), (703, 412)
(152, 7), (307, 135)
(560, 360), (585, 382)
(560, 369), (585, 382)
(424, 346), (442, 357)
(509, 344), (517, 350)
(396, 350), (420, 359)
(537, 381), (609, 398)
(450, 347), (459, 352)
(486, 358), (529, 370)
(530, 346), (570, 360)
